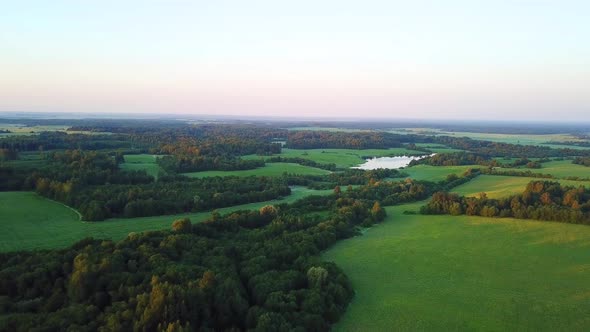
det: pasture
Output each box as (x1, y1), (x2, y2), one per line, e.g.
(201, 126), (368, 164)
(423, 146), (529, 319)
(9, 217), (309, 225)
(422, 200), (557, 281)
(120, 154), (163, 178)
(0, 187), (332, 252)
(498, 160), (590, 179)
(325, 202), (590, 331)
(183, 162), (331, 178)
(452, 175), (590, 199)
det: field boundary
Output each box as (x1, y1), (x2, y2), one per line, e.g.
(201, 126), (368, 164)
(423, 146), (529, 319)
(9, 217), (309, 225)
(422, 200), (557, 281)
(42, 195), (83, 221)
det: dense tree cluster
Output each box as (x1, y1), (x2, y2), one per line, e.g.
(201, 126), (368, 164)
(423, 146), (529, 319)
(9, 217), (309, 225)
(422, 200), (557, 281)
(0, 194), (389, 331)
(573, 157), (590, 167)
(409, 152), (492, 166)
(286, 131), (406, 149)
(267, 156), (337, 171)
(158, 155), (265, 173)
(49, 176), (290, 221)
(285, 169), (406, 190)
(421, 181), (590, 224)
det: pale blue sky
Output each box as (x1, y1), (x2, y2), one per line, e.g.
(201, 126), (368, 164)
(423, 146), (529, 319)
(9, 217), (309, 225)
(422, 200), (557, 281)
(1, 1), (589, 120)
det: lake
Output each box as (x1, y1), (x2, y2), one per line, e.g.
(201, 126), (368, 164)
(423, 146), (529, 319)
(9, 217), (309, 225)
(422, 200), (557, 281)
(352, 154), (433, 170)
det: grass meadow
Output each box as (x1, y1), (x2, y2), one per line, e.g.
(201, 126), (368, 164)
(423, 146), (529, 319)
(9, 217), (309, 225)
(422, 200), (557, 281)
(0, 187), (333, 252)
(183, 162), (331, 178)
(324, 201), (590, 331)
(452, 175), (590, 199)
(120, 154), (163, 178)
(498, 160), (590, 179)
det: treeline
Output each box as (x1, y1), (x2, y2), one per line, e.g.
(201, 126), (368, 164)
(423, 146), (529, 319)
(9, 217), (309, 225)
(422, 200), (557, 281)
(573, 157), (590, 167)
(409, 152), (491, 166)
(286, 131), (407, 149)
(433, 136), (590, 158)
(267, 156), (337, 171)
(40, 176), (290, 221)
(158, 155), (265, 173)
(421, 181), (590, 224)
(0, 132), (139, 152)
(285, 169), (406, 190)
(0, 191), (389, 331)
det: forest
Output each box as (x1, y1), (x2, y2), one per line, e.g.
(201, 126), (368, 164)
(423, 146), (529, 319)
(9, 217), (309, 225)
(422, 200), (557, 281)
(2, 118), (590, 331)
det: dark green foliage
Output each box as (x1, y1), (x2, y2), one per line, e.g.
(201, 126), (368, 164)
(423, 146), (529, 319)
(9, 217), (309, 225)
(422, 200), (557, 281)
(0, 195), (394, 331)
(573, 157), (590, 167)
(422, 181), (590, 224)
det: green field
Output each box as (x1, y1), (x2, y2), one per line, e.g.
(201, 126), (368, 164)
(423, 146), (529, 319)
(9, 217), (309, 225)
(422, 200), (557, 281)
(452, 175), (590, 199)
(119, 154), (163, 178)
(183, 162), (331, 178)
(498, 160), (590, 179)
(325, 202), (590, 331)
(0, 187), (333, 252)
(245, 148), (428, 169)
(397, 164), (477, 182)
(389, 128), (589, 148)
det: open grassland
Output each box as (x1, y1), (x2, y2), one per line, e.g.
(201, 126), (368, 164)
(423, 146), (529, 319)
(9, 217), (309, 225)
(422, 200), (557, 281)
(245, 148), (427, 169)
(389, 128), (589, 148)
(499, 160), (590, 179)
(119, 154), (163, 178)
(183, 162), (331, 178)
(397, 164), (476, 182)
(324, 201), (590, 331)
(0, 187), (332, 252)
(452, 175), (590, 199)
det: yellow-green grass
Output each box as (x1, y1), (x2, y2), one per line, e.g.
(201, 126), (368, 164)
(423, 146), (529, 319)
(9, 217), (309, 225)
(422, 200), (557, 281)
(183, 162), (331, 178)
(396, 165), (477, 182)
(452, 175), (590, 199)
(119, 154), (163, 178)
(0, 187), (332, 252)
(498, 160), (590, 179)
(245, 148), (427, 169)
(324, 202), (590, 331)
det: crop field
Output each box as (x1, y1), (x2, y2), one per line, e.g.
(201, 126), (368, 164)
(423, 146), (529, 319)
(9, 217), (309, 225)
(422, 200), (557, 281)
(325, 202), (590, 331)
(119, 154), (163, 178)
(183, 162), (331, 178)
(452, 175), (589, 199)
(498, 160), (590, 179)
(397, 164), (477, 182)
(0, 187), (332, 252)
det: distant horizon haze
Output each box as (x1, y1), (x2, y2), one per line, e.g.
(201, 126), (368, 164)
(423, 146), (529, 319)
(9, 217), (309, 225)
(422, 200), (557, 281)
(1, 1), (589, 121)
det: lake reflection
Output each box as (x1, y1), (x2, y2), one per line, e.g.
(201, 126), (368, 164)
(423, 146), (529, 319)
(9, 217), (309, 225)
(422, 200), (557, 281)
(352, 154), (433, 170)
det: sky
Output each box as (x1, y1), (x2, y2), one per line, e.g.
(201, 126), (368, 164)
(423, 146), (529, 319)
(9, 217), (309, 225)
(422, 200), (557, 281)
(1, 0), (589, 121)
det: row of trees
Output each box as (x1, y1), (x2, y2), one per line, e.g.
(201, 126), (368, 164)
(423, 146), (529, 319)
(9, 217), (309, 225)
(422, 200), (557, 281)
(421, 181), (590, 224)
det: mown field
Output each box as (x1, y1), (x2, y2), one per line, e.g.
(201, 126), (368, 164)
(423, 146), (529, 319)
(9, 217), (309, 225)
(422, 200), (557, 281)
(452, 175), (590, 199)
(245, 148), (428, 169)
(325, 201), (590, 331)
(119, 154), (163, 178)
(183, 162), (331, 178)
(0, 187), (333, 252)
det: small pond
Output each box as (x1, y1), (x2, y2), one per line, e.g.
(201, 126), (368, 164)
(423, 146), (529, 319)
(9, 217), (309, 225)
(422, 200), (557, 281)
(352, 154), (434, 170)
